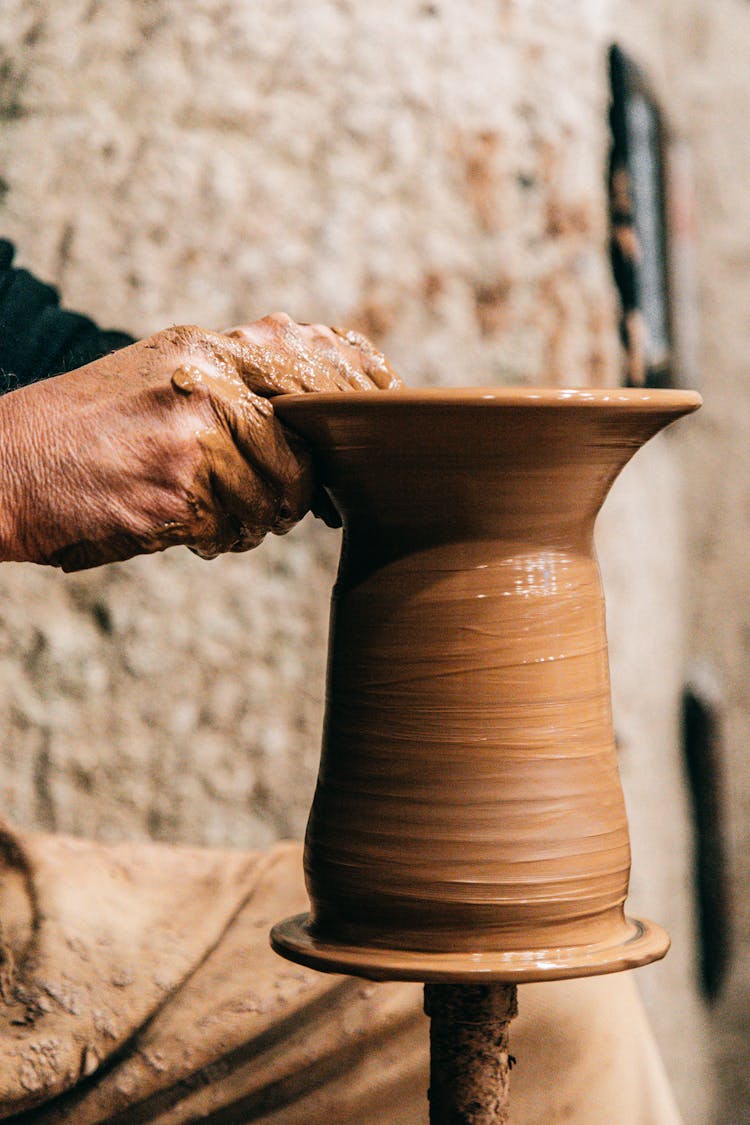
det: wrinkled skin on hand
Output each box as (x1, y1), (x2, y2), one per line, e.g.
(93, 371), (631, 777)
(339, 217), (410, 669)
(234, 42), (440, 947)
(0, 314), (402, 571)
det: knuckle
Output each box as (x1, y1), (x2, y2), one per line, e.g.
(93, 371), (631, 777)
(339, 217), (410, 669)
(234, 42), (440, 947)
(276, 461), (313, 526)
(162, 324), (204, 351)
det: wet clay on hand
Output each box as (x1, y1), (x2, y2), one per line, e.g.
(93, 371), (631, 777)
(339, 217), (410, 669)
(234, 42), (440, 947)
(223, 313), (402, 396)
(0, 318), (402, 571)
(271, 387), (701, 983)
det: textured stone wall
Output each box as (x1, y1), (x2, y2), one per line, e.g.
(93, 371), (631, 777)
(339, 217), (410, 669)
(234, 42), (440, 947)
(597, 438), (713, 1122)
(610, 0), (750, 1118)
(0, 0), (618, 844)
(0, 0), (726, 1120)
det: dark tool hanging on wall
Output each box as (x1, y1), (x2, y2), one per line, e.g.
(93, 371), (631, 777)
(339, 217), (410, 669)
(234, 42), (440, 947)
(682, 672), (732, 1002)
(608, 45), (673, 388)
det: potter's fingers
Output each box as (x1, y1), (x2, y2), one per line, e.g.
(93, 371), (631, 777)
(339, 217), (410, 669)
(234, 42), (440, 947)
(359, 353), (402, 389)
(169, 362), (312, 545)
(311, 485), (342, 529)
(188, 434), (286, 558)
(212, 389), (313, 531)
(220, 321), (371, 394)
(222, 314), (298, 353)
(293, 324), (378, 391)
(211, 319), (402, 395)
(329, 326), (404, 389)
(328, 325), (404, 388)
(171, 359), (311, 503)
(360, 348), (403, 390)
(186, 407), (298, 555)
(221, 320), (329, 396)
(215, 389), (312, 518)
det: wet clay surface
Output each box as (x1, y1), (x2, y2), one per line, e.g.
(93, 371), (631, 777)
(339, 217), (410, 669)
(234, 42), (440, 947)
(272, 388), (701, 981)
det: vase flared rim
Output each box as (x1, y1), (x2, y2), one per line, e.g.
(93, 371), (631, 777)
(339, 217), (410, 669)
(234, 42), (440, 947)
(274, 386), (701, 414)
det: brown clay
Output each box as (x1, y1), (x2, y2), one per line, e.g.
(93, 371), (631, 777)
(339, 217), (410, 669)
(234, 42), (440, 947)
(271, 387), (701, 983)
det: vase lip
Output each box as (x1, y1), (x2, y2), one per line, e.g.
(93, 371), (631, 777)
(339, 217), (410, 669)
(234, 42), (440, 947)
(274, 386), (702, 414)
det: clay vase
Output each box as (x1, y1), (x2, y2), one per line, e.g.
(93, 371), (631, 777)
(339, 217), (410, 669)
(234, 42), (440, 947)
(271, 387), (701, 982)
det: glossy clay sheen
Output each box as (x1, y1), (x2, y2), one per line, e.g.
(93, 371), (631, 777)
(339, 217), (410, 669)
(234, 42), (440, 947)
(271, 388), (701, 982)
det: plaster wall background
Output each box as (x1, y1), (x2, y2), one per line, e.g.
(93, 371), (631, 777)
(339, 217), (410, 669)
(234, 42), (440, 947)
(0, 0), (618, 864)
(0, 0), (742, 1121)
(607, 2), (750, 1119)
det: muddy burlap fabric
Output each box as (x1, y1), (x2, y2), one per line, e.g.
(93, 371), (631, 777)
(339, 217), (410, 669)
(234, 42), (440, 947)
(0, 826), (683, 1124)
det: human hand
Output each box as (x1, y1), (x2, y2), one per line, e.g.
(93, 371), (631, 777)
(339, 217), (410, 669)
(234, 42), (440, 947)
(222, 312), (402, 396)
(0, 317), (402, 571)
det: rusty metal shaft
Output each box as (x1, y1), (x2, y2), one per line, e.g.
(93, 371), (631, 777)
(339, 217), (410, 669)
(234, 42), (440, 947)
(423, 982), (518, 1125)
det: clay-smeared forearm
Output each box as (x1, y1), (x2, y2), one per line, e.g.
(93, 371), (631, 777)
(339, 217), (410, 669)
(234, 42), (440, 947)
(0, 387), (36, 562)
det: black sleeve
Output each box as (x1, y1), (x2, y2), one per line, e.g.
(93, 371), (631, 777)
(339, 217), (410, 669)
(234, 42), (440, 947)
(0, 240), (135, 395)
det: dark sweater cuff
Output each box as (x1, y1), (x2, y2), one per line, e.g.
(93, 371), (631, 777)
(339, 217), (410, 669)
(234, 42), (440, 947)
(0, 239), (135, 393)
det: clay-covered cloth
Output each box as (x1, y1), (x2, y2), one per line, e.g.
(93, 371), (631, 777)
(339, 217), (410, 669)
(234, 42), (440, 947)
(0, 826), (684, 1124)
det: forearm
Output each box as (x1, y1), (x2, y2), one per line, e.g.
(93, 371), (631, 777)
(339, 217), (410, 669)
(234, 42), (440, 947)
(0, 382), (39, 561)
(0, 368), (96, 565)
(0, 358), (177, 569)
(0, 240), (136, 561)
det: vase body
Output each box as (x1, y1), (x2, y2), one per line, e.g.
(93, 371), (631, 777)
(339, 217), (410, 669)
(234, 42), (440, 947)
(272, 387), (700, 982)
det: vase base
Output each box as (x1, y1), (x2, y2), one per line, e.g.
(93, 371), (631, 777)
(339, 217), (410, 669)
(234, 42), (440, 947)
(270, 913), (670, 983)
